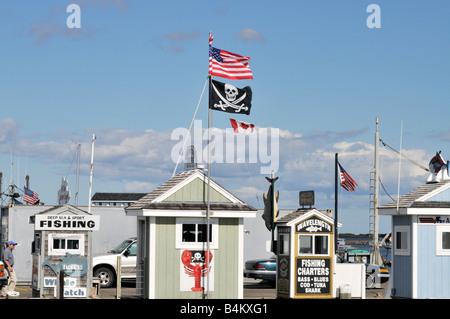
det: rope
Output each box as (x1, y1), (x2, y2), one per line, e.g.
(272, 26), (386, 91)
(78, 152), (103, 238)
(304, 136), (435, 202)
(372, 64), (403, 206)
(379, 138), (430, 172)
(172, 75), (209, 177)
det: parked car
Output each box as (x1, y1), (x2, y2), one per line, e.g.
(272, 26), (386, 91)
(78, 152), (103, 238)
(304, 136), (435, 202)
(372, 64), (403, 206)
(244, 255), (277, 285)
(366, 263), (389, 288)
(93, 238), (137, 288)
(0, 261), (8, 288)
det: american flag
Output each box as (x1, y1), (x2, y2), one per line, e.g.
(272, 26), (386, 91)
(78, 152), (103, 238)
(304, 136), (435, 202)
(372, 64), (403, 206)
(209, 45), (253, 80)
(337, 162), (358, 192)
(23, 187), (39, 204)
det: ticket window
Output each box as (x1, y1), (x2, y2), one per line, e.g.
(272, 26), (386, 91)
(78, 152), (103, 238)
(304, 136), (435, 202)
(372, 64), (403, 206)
(298, 234), (330, 256)
(48, 233), (85, 256)
(278, 233), (290, 256)
(276, 230), (291, 297)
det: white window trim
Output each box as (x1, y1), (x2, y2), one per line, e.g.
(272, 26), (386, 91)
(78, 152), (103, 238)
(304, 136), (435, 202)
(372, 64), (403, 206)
(297, 234), (330, 256)
(48, 233), (84, 256)
(176, 217), (218, 250)
(394, 225), (410, 256)
(436, 225), (450, 256)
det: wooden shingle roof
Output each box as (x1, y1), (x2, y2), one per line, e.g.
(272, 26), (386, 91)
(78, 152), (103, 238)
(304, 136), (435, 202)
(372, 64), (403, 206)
(379, 179), (450, 210)
(91, 192), (147, 202)
(126, 169), (256, 212)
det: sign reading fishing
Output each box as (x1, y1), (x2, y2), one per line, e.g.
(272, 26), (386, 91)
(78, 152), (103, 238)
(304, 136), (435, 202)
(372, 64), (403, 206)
(35, 215), (100, 231)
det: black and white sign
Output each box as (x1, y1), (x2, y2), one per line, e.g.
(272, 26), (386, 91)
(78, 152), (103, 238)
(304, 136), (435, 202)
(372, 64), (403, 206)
(296, 216), (332, 233)
(35, 215), (100, 231)
(296, 258), (331, 294)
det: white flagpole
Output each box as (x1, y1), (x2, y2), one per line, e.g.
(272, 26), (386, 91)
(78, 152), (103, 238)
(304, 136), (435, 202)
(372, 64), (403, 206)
(88, 134), (96, 215)
(205, 74), (212, 299)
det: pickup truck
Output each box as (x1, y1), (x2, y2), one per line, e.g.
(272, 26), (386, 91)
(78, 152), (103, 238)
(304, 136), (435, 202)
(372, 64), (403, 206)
(93, 238), (137, 288)
(0, 261), (8, 288)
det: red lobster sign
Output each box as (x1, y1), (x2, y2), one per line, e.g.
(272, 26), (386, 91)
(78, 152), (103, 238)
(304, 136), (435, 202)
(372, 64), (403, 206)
(181, 250), (213, 292)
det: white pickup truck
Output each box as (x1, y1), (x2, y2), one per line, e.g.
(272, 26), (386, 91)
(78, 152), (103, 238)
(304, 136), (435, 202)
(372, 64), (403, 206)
(93, 238), (137, 288)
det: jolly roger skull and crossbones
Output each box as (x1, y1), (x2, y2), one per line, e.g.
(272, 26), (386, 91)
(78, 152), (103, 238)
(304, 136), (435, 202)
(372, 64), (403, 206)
(213, 82), (249, 113)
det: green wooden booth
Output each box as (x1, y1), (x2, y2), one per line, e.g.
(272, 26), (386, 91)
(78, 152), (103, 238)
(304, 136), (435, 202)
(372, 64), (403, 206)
(126, 169), (256, 299)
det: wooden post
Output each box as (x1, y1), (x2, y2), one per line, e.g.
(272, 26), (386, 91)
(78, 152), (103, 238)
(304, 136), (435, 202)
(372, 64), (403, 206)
(57, 270), (64, 299)
(116, 255), (121, 299)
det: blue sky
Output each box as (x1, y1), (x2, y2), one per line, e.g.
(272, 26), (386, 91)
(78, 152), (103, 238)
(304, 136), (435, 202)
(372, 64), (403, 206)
(0, 0), (449, 234)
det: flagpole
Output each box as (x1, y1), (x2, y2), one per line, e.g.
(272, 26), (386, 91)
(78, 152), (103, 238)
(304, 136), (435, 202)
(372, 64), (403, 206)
(334, 153), (338, 253)
(88, 134), (96, 215)
(205, 74), (212, 299)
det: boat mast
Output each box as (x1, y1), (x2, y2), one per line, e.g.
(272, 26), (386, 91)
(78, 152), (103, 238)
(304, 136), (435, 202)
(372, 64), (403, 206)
(372, 118), (383, 266)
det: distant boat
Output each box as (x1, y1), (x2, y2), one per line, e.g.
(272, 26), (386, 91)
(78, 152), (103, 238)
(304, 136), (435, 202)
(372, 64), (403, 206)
(337, 238), (357, 251)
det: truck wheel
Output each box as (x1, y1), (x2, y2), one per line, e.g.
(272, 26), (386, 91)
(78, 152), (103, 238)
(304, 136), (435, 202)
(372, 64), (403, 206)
(94, 267), (116, 288)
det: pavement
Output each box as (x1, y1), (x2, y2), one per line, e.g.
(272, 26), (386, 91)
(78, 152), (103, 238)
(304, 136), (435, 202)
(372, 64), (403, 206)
(3, 280), (389, 299)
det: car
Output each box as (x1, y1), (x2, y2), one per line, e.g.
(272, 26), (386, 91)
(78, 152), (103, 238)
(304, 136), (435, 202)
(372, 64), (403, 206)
(336, 252), (390, 288)
(366, 263), (389, 288)
(0, 261), (8, 288)
(93, 238), (137, 288)
(244, 255), (277, 285)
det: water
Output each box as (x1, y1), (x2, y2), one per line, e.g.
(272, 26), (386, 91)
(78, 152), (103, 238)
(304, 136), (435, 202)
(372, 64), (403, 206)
(340, 237), (391, 264)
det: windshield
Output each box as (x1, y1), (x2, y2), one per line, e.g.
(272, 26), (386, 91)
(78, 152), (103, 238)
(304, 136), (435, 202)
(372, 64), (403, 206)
(108, 239), (133, 254)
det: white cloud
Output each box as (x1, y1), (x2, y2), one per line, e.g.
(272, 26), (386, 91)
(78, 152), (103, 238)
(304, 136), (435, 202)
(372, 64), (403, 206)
(28, 20), (94, 46)
(0, 119), (435, 234)
(235, 27), (266, 43)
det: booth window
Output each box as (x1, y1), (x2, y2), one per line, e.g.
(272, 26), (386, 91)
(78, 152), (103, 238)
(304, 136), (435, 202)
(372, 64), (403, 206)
(394, 225), (410, 256)
(278, 233), (290, 255)
(298, 234), (329, 256)
(176, 218), (218, 249)
(436, 225), (450, 256)
(48, 233), (84, 256)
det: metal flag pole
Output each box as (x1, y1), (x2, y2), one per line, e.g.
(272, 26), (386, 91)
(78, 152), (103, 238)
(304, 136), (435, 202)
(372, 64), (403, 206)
(88, 134), (96, 215)
(204, 74), (213, 299)
(335, 153), (339, 253)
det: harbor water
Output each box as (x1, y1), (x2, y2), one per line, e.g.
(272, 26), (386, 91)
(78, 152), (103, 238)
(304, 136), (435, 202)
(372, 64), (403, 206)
(340, 237), (391, 265)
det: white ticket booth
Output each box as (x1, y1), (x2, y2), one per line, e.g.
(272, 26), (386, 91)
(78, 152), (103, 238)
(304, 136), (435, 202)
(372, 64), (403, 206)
(31, 204), (100, 298)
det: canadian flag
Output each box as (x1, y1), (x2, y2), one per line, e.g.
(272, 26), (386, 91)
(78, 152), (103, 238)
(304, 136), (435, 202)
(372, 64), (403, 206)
(229, 118), (255, 133)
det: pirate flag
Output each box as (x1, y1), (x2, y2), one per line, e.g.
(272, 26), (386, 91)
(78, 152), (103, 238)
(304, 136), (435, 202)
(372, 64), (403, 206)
(209, 79), (252, 115)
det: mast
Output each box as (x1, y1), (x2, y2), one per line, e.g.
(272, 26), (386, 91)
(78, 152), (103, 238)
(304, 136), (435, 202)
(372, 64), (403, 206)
(88, 134), (96, 214)
(75, 143), (81, 206)
(372, 118), (383, 265)
(334, 153), (338, 253)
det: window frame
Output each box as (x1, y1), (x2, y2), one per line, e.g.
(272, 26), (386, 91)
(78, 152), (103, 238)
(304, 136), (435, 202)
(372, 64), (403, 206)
(176, 218), (218, 249)
(278, 233), (290, 256)
(436, 225), (450, 256)
(394, 225), (410, 256)
(298, 233), (330, 256)
(48, 233), (84, 256)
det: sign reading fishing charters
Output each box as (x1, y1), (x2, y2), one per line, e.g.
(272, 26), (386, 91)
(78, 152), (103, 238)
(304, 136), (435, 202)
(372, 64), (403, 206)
(35, 215), (100, 231)
(296, 216), (332, 233)
(297, 258), (331, 294)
